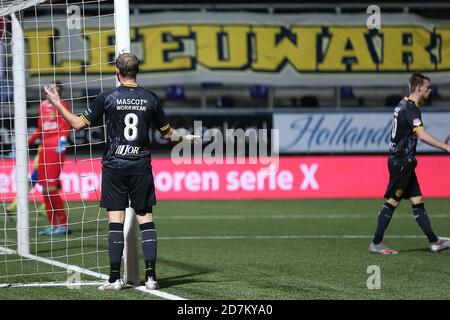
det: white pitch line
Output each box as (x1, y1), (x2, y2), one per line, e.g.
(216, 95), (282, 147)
(2, 234), (436, 244)
(134, 286), (186, 300)
(0, 252), (186, 300)
(3, 214), (450, 222)
(0, 282), (183, 300)
(2, 281), (104, 288)
(156, 214), (450, 220)
(0, 245), (16, 254)
(19, 252), (109, 281)
(159, 235), (429, 240)
(1, 282), (186, 300)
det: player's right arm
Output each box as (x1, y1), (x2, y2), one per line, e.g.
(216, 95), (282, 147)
(44, 85), (86, 130)
(415, 128), (450, 153)
(406, 106), (450, 153)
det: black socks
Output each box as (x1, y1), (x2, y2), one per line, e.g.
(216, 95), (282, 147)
(373, 202), (439, 244)
(108, 223), (124, 283)
(373, 202), (396, 245)
(412, 203), (438, 243)
(107, 221), (158, 283)
(140, 222), (157, 281)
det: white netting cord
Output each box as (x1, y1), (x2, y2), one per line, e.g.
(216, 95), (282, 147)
(0, 0), (47, 17)
(0, 0), (112, 286)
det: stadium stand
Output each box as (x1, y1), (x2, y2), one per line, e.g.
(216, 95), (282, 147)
(3, 1), (450, 114)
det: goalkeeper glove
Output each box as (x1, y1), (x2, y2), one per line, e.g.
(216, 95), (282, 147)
(30, 169), (38, 186)
(56, 136), (67, 154)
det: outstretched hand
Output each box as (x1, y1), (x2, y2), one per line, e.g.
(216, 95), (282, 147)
(43, 84), (60, 105)
(183, 134), (201, 144)
(165, 129), (201, 144)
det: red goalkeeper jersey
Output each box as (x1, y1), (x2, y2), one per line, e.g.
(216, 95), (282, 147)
(28, 99), (71, 148)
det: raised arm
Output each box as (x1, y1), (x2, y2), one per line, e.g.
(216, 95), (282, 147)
(44, 85), (86, 130)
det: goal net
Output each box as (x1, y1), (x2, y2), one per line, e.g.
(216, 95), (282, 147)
(0, 0), (135, 288)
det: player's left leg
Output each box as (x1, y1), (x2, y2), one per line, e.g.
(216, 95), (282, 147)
(98, 210), (126, 290)
(98, 168), (128, 290)
(408, 171), (439, 244)
(410, 195), (450, 253)
(410, 196), (437, 242)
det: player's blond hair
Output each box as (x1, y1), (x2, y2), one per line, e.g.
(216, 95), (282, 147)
(115, 53), (140, 79)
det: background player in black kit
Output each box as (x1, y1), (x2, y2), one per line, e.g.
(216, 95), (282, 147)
(44, 53), (198, 290)
(369, 73), (450, 255)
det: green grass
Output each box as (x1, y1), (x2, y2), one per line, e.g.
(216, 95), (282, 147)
(1, 199), (450, 300)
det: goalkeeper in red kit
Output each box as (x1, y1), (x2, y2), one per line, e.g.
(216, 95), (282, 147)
(28, 82), (72, 236)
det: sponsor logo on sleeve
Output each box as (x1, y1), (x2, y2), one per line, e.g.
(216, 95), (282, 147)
(83, 107), (92, 117)
(413, 118), (422, 126)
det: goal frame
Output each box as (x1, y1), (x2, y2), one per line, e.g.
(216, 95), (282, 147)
(8, 0), (140, 287)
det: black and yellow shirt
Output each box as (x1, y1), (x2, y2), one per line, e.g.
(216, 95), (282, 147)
(81, 84), (169, 175)
(389, 97), (424, 160)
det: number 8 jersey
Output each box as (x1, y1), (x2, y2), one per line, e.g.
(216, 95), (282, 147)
(80, 84), (169, 175)
(389, 97), (424, 160)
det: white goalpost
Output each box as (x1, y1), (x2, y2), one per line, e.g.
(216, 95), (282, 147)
(0, 0), (141, 289)
(114, 0), (140, 287)
(11, 12), (29, 257)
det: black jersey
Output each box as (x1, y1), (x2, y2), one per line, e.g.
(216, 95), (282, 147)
(388, 97), (424, 160)
(80, 84), (169, 175)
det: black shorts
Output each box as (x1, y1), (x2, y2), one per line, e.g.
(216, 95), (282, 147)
(100, 167), (156, 212)
(384, 157), (422, 201)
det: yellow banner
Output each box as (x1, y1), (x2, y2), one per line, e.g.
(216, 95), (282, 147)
(23, 13), (450, 86)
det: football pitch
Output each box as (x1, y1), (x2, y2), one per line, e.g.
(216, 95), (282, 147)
(1, 199), (450, 300)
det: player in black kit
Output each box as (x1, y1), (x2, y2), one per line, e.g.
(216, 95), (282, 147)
(44, 53), (198, 290)
(369, 73), (450, 255)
